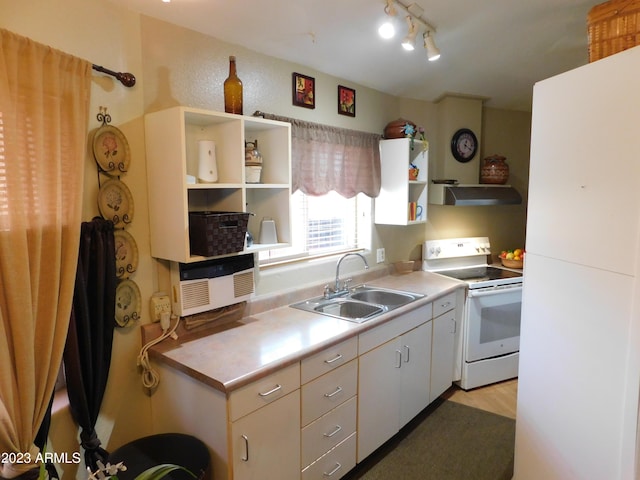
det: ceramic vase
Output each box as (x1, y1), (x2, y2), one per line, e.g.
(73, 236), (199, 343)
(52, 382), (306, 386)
(480, 155), (509, 184)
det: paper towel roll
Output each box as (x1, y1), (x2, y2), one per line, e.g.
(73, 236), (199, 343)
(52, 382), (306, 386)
(198, 140), (218, 183)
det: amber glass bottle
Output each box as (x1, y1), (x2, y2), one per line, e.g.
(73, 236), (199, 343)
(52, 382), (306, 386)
(224, 56), (243, 115)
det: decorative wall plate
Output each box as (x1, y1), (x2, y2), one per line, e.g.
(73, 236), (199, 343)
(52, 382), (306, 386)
(92, 124), (131, 174)
(98, 179), (134, 228)
(115, 279), (141, 327)
(114, 229), (139, 279)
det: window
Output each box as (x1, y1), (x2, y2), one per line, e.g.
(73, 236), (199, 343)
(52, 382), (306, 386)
(254, 113), (380, 267)
(258, 190), (371, 265)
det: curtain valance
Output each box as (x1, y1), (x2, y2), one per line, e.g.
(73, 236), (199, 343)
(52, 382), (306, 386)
(260, 113), (382, 198)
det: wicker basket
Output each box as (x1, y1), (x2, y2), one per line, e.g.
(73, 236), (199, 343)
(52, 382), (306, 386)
(588, 0), (640, 62)
(501, 258), (524, 269)
(189, 211), (250, 257)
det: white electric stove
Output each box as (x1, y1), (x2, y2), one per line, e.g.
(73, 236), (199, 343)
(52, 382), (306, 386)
(423, 237), (523, 390)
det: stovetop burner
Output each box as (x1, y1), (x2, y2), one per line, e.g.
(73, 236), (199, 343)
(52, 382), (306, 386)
(422, 237), (524, 289)
(433, 266), (522, 285)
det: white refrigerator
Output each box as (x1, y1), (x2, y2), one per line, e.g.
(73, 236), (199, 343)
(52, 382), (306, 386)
(515, 46), (640, 479)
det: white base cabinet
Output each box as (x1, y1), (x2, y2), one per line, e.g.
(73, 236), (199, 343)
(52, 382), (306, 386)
(430, 291), (458, 402)
(357, 304), (433, 462)
(150, 291), (463, 479)
(399, 322), (432, 426)
(231, 391), (300, 480)
(300, 337), (358, 480)
(357, 336), (403, 459)
(150, 362), (300, 480)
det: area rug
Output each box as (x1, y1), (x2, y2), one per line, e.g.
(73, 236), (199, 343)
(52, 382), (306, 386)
(344, 399), (515, 480)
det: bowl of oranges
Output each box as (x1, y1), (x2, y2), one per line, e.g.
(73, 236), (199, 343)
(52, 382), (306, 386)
(499, 248), (524, 269)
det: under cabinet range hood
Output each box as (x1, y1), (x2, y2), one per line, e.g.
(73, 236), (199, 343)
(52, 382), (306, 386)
(429, 183), (522, 206)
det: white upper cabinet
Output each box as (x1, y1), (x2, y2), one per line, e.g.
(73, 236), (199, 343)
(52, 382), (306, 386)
(527, 59), (640, 274)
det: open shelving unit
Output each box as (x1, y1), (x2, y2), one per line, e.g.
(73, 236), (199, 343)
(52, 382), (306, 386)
(144, 107), (292, 263)
(375, 138), (428, 225)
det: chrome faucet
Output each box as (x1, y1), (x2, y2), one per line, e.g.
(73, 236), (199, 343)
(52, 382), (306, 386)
(327, 252), (369, 297)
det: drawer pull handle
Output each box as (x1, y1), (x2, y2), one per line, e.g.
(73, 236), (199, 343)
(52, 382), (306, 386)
(241, 434), (249, 462)
(258, 384), (282, 397)
(324, 353), (343, 364)
(324, 386), (343, 398)
(323, 425), (342, 438)
(440, 301), (451, 308)
(323, 462), (342, 477)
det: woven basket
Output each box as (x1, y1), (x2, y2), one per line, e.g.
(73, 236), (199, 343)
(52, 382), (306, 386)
(588, 0), (640, 61)
(501, 258), (524, 269)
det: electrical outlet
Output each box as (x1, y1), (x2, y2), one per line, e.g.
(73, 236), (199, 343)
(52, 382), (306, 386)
(150, 294), (171, 322)
(376, 248), (385, 263)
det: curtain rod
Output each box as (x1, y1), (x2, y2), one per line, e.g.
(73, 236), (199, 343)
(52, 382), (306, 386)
(92, 64), (136, 88)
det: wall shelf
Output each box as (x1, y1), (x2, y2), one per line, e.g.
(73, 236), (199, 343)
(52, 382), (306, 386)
(144, 106), (292, 263)
(375, 138), (428, 225)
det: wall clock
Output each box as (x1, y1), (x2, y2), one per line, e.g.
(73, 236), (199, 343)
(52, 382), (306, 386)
(451, 128), (478, 163)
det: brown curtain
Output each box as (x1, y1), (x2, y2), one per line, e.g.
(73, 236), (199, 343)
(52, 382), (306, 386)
(64, 217), (117, 471)
(261, 113), (382, 198)
(0, 29), (91, 478)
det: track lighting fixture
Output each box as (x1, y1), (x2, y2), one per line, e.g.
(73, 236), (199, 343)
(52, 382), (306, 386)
(378, 1), (441, 61)
(401, 16), (418, 51)
(378, 0), (398, 39)
(423, 31), (440, 61)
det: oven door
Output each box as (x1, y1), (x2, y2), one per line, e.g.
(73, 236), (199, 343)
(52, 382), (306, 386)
(465, 284), (522, 362)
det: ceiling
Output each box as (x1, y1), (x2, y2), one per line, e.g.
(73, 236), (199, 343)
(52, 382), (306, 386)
(107, 0), (602, 112)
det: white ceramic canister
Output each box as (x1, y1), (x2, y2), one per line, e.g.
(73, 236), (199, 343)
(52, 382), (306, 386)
(245, 164), (262, 183)
(198, 140), (218, 183)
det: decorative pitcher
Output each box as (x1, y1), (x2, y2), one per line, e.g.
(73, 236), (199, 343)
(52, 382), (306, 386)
(480, 155), (509, 184)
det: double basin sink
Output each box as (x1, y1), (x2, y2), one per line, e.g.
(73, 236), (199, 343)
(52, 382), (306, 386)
(290, 285), (424, 323)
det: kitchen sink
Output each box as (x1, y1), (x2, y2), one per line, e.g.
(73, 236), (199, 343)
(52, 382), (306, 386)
(314, 300), (384, 320)
(290, 285), (424, 323)
(349, 288), (416, 307)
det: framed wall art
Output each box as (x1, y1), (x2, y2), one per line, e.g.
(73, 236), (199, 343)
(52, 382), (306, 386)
(292, 72), (315, 109)
(338, 85), (355, 117)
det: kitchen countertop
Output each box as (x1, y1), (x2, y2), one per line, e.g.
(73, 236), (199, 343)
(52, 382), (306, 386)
(149, 271), (464, 393)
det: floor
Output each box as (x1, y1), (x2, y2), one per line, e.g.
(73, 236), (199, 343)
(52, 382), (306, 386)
(442, 378), (518, 419)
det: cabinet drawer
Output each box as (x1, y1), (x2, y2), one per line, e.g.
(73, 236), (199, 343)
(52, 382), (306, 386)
(301, 432), (356, 480)
(301, 337), (358, 384)
(358, 303), (432, 355)
(433, 291), (457, 318)
(301, 360), (357, 426)
(301, 396), (357, 469)
(229, 363), (300, 421)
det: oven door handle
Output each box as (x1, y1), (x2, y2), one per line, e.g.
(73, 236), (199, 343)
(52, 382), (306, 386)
(467, 285), (522, 298)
